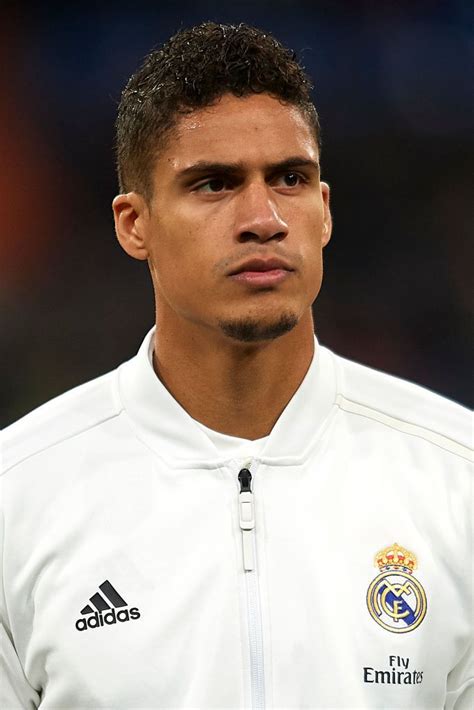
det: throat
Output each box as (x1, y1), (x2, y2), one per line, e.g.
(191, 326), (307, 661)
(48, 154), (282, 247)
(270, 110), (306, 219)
(152, 319), (315, 440)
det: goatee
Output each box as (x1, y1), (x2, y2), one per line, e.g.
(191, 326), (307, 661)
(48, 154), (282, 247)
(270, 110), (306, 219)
(218, 313), (298, 343)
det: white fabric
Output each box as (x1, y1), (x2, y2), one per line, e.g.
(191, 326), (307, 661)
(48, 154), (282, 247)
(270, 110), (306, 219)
(1, 327), (472, 709)
(194, 419), (269, 460)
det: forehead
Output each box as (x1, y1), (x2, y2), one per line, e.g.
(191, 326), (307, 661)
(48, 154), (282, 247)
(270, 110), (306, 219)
(158, 93), (319, 172)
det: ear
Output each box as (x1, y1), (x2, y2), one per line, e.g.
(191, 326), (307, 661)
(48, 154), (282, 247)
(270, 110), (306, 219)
(320, 181), (332, 247)
(112, 192), (150, 261)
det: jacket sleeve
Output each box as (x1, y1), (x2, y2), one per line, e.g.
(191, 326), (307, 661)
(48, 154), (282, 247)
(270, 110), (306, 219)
(0, 623), (40, 709)
(0, 503), (40, 709)
(445, 640), (474, 710)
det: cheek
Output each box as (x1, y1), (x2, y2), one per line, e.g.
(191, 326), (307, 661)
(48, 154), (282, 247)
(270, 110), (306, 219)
(149, 221), (218, 305)
(158, 209), (222, 262)
(298, 213), (325, 294)
(298, 211), (325, 262)
(304, 252), (324, 296)
(150, 218), (192, 271)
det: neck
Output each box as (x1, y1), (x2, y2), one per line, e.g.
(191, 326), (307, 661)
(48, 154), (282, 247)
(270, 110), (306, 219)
(152, 311), (315, 440)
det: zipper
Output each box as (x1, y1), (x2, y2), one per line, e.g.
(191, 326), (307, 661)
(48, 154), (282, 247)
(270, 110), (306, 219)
(238, 467), (255, 571)
(238, 467), (265, 710)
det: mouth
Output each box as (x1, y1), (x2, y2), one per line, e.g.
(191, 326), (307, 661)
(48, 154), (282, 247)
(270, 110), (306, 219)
(229, 258), (295, 287)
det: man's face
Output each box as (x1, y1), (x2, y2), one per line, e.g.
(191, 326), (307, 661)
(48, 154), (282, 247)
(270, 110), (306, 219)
(139, 93), (331, 343)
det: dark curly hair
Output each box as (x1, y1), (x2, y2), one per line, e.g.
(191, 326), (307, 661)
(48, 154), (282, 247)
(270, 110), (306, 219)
(116, 22), (321, 199)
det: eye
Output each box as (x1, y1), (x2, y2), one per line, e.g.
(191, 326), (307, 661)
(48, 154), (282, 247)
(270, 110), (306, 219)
(274, 172), (306, 188)
(283, 172), (300, 186)
(195, 178), (227, 193)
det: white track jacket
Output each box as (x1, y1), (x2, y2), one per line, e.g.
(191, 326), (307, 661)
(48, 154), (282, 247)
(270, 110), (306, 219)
(1, 329), (472, 709)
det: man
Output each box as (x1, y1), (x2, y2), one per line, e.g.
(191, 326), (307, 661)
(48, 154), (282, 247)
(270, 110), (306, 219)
(1, 22), (471, 710)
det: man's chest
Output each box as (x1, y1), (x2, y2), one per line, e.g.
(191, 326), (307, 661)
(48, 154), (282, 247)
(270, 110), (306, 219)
(8, 452), (469, 708)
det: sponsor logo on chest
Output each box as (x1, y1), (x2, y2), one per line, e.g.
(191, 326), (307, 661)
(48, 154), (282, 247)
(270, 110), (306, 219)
(364, 655), (423, 685)
(75, 580), (141, 632)
(366, 542), (427, 633)
(363, 544), (426, 687)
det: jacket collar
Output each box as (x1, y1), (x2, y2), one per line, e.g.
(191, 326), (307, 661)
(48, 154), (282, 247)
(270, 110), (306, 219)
(117, 328), (337, 467)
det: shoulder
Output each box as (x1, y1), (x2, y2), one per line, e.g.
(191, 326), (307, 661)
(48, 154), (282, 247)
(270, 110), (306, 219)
(326, 348), (472, 461)
(1, 369), (123, 476)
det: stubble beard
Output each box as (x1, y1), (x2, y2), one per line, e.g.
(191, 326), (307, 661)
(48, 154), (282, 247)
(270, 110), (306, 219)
(217, 312), (299, 343)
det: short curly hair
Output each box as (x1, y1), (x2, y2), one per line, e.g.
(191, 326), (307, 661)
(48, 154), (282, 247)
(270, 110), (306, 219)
(115, 22), (321, 199)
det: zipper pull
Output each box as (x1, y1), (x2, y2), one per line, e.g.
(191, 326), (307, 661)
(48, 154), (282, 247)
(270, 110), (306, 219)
(238, 468), (255, 571)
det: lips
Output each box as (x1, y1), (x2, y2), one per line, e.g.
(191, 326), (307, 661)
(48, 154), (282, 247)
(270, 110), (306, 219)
(228, 257), (294, 287)
(229, 258), (294, 276)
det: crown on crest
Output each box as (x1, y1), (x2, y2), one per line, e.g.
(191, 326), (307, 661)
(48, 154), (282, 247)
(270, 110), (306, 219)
(374, 543), (417, 573)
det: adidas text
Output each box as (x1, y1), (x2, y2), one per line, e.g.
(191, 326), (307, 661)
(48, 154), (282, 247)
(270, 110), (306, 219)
(75, 607), (141, 631)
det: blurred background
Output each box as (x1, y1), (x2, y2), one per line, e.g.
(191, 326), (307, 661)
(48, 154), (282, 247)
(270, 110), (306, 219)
(1, 0), (472, 426)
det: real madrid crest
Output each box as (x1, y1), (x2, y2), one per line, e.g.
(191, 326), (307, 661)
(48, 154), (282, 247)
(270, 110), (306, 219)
(367, 543), (427, 633)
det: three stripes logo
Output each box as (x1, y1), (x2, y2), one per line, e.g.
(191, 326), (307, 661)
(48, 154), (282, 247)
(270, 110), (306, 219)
(75, 580), (141, 632)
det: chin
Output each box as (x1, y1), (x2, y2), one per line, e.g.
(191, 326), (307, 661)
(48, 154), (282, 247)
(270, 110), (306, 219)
(217, 312), (299, 343)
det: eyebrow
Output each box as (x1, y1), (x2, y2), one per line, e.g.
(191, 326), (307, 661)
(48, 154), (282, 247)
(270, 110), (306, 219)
(176, 156), (320, 179)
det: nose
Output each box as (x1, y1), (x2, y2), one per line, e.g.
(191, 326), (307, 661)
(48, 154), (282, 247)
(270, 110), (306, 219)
(235, 183), (288, 243)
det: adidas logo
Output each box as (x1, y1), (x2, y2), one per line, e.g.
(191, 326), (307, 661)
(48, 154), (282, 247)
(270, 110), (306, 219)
(75, 580), (141, 632)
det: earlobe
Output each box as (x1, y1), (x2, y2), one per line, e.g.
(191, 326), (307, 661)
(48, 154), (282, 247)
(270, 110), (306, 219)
(322, 216), (332, 247)
(320, 181), (332, 247)
(112, 192), (150, 261)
